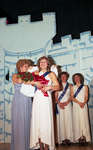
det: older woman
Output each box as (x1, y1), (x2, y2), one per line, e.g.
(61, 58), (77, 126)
(55, 72), (73, 145)
(11, 59), (41, 150)
(71, 73), (91, 144)
(30, 56), (60, 150)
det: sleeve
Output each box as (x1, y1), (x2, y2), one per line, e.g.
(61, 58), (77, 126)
(50, 65), (58, 77)
(20, 83), (35, 97)
(28, 66), (39, 73)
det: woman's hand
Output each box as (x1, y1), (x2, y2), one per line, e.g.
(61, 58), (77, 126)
(62, 101), (69, 106)
(78, 101), (85, 108)
(58, 102), (65, 109)
(12, 74), (23, 84)
(41, 85), (52, 92)
(17, 78), (23, 84)
(71, 96), (74, 101)
(35, 82), (44, 89)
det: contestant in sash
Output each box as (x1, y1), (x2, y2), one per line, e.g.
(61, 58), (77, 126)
(30, 56), (60, 150)
(71, 73), (91, 143)
(55, 72), (73, 145)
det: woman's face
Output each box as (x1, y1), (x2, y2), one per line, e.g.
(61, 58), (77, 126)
(61, 74), (67, 82)
(40, 58), (48, 70)
(20, 64), (29, 72)
(74, 75), (80, 83)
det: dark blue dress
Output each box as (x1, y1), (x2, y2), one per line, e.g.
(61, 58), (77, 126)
(11, 83), (32, 150)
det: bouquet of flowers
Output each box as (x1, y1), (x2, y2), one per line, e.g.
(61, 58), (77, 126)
(18, 72), (49, 96)
(17, 72), (34, 82)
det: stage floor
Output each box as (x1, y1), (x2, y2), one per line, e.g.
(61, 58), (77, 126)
(0, 143), (93, 150)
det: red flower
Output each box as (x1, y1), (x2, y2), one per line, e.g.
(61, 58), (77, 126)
(31, 72), (49, 96)
(18, 72), (34, 82)
(18, 72), (49, 96)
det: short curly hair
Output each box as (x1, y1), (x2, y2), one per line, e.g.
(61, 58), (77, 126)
(16, 59), (31, 73)
(59, 71), (69, 80)
(72, 73), (84, 85)
(58, 71), (69, 90)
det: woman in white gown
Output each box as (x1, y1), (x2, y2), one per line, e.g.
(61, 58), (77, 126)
(71, 73), (91, 143)
(30, 56), (60, 150)
(55, 72), (73, 145)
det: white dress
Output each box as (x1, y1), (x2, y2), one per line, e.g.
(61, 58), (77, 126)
(30, 71), (55, 150)
(57, 83), (73, 144)
(73, 85), (91, 142)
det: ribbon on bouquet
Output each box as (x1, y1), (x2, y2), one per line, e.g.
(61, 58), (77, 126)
(35, 71), (50, 96)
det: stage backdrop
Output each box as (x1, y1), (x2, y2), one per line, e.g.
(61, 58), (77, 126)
(0, 13), (93, 143)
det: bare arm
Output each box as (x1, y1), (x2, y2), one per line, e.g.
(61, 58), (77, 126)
(12, 74), (23, 84)
(84, 85), (89, 104)
(42, 72), (60, 92)
(71, 85), (87, 108)
(49, 72), (60, 91)
(66, 84), (72, 103)
(70, 85), (80, 104)
(77, 85), (89, 108)
(55, 91), (59, 103)
(55, 91), (65, 109)
(12, 74), (39, 86)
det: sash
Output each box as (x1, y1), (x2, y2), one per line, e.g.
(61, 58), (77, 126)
(74, 84), (83, 98)
(58, 82), (69, 102)
(56, 82), (69, 114)
(35, 71), (50, 92)
(43, 71), (50, 77)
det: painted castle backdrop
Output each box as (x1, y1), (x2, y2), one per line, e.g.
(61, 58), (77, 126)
(0, 13), (93, 143)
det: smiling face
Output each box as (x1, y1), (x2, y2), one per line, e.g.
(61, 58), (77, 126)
(37, 56), (50, 71)
(61, 74), (68, 82)
(72, 73), (84, 85)
(20, 64), (29, 72)
(74, 75), (81, 84)
(39, 58), (48, 70)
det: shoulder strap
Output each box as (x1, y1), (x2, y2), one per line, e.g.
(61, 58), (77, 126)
(43, 71), (50, 77)
(56, 82), (69, 115)
(58, 82), (69, 102)
(74, 84), (83, 98)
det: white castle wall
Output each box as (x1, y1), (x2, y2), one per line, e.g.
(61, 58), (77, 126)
(0, 13), (93, 143)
